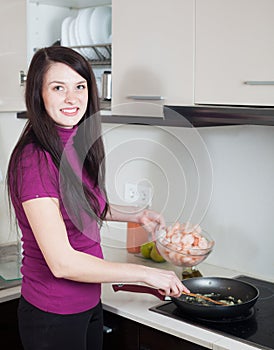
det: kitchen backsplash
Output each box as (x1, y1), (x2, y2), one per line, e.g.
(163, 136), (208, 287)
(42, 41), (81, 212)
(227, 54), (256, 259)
(0, 112), (273, 281)
(101, 122), (274, 282)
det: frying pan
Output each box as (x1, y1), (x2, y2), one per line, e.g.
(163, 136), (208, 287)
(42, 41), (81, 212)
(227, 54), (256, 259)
(112, 277), (259, 319)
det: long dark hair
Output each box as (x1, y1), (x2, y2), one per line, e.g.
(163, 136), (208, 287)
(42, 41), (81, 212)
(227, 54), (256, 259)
(7, 46), (109, 228)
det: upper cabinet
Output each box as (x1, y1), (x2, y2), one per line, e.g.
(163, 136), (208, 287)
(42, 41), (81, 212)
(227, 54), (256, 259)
(2, 0), (274, 116)
(0, 0), (111, 112)
(0, 0), (27, 112)
(111, 0), (195, 117)
(195, 0), (274, 106)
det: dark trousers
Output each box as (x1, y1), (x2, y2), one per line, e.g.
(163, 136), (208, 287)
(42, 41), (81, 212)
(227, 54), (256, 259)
(18, 296), (104, 350)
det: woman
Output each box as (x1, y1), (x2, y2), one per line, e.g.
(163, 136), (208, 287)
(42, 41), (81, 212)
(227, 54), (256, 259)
(7, 46), (188, 350)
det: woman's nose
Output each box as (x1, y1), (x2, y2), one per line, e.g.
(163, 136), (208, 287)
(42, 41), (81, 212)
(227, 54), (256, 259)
(64, 91), (76, 103)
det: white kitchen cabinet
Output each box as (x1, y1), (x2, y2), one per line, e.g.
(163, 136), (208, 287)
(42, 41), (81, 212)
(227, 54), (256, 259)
(0, 0), (111, 112)
(195, 0), (274, 106)
(0, 0), (27, 112)
(112, 0), (195, 117)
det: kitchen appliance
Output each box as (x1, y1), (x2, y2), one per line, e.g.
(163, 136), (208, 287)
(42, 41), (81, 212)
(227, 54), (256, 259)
(113, 277), (259, 319)
(150, 275), (274, 350)
(101, 70), (112, 100)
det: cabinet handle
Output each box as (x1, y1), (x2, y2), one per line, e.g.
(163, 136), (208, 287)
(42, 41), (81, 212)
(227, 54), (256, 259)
(103, 325), (113, 334)
(19, 70), (27, 86)
(243, 81), (274, 85)
(127, 95), (164, 100)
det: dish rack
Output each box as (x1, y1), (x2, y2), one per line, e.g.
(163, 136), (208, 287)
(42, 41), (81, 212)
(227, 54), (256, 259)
(34, 43), (111, 66)
(70, 43), (111, 65)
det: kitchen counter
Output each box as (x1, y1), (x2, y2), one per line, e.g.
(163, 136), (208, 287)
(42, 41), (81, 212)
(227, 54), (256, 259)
(101, 239), (271, 350)
(1, 238), (272, 350)
(0, 285), (21, 303)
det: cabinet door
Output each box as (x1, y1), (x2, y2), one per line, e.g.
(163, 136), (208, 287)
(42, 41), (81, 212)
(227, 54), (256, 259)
(103, 310), (139, 350)
(0, 0), (111, 112)
(0, 0), (27, 112)
(139, 323), (207, 350)
(195, 0), (274, 106)
(112, 0), (194, 117)
(0, 298), (24, 349)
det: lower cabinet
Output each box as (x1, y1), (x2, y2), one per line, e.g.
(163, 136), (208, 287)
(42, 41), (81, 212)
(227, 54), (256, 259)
(103, 309), (139, 350)
(103, 310), (207, 350)
(0, 299), (207, 350)
(0, 298), (24, 350)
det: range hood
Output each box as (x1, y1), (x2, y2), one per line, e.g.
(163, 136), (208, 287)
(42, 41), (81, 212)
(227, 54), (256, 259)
(17, 105), (274, 128)
(164, 105), (274, 127)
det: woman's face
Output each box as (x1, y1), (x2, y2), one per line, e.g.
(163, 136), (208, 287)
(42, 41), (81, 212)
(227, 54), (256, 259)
(42, 62), (88, 128)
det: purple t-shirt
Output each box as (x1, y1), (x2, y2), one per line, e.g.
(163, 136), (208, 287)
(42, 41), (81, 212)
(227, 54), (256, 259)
(10, 126), (106, 314)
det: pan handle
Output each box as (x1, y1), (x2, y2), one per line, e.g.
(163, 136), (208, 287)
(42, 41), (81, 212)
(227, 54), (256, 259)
(112, 284), (168, 301)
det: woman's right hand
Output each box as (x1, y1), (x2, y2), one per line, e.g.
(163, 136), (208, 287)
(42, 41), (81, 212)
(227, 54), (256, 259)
(142, 266), (190, 297)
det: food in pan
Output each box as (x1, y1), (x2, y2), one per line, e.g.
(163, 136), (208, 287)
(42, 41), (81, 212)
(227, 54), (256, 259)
(184, 293), (243, 306)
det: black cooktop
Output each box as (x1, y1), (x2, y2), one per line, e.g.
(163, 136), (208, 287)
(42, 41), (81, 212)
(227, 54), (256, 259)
(150, 275), (274, 350)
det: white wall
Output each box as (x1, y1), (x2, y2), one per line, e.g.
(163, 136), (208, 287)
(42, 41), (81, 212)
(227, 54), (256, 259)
(101, 123), (274, 281)
(199, 125), (274, 281)
(1, 113), (273, 281)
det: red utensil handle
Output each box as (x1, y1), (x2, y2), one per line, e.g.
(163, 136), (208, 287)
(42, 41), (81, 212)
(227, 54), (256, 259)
(112, 284), (166, 301)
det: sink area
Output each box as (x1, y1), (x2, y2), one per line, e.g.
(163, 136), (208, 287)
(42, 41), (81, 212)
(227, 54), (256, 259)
(0, 242), (22, 290)
(0, 276), (21, 290)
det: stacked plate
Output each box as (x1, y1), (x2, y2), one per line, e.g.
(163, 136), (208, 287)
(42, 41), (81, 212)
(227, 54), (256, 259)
(61, 6), (112, 60)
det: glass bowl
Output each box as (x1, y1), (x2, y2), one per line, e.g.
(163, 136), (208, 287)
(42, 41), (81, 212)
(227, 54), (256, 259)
(155, 222), (215, 268)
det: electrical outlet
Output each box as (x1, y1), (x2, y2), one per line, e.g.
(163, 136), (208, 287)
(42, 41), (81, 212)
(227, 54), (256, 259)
(124, 183), (152, 207)
(124, 183), (139, 203)
(137, 184), (152, 207)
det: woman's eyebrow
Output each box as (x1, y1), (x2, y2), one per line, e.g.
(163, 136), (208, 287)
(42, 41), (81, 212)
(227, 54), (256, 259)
(48, 80), (87, 85)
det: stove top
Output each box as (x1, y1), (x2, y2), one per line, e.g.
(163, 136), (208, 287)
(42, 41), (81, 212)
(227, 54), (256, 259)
(150, 275), (274, 350)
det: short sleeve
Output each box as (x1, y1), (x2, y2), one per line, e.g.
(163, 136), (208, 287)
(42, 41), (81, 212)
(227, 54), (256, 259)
(19, 144), (59, 203)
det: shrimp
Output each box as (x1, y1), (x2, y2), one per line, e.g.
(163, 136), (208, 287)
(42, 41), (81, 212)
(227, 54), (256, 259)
(171, 233), (182, 244)
(198, 236), (208, 249)
(158, 221), (213, 266)
(181, 233), (195, 247)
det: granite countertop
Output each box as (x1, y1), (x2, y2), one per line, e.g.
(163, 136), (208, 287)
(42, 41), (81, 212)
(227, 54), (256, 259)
(0, 238), (270, 350)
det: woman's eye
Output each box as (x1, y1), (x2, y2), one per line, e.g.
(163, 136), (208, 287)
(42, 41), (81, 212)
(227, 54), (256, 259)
(54, 85), (64, 91)
(77, 84), (86, 90)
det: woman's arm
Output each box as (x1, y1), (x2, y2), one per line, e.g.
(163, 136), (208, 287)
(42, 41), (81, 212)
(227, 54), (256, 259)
(22, 198), (188, 296)
(105, 204), (166, 234)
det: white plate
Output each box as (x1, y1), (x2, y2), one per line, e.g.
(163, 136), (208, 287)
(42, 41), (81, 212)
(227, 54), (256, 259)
(89, 6), (112, 59)
(61, 16), (73, 47)
(69, 18), (81, 54)
(76, 8), (97, 60)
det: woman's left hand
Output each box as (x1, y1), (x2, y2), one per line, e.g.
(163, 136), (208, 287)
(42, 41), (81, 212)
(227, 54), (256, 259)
(106, 204), (165, 238)
(136, 208), (165, 238)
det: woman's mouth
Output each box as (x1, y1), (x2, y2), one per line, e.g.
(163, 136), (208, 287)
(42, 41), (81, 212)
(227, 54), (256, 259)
(61, 107), (79, 116)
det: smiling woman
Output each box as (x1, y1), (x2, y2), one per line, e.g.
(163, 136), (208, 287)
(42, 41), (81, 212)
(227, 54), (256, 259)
(6, 46), (189, 350)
